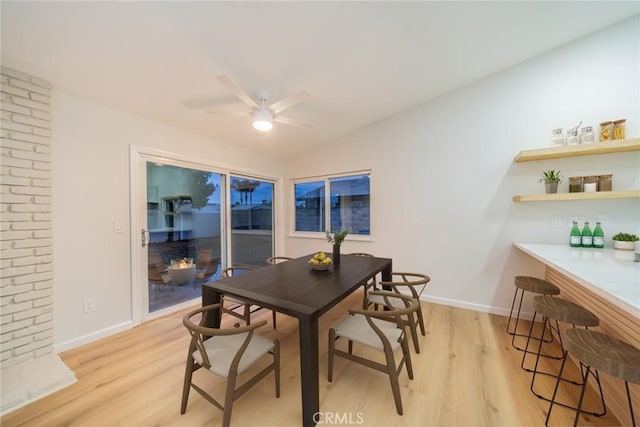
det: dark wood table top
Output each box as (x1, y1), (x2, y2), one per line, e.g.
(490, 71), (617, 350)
(205, 253), (392, 318)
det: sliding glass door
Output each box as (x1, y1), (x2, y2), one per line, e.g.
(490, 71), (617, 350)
(146, 162), (223, 313)
(133, 148), (278, 322)
(229, 176), (274, 267)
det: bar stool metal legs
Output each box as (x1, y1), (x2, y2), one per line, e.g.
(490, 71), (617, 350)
(521, 313), (567, 375)
(546, 329), (640, 427)
(524, 296), (606, 418)
(508, 276), (560, 354)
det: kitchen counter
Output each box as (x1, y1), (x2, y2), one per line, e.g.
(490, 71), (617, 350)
(514, 243), (639, 317)
(514, 242), (639, 425)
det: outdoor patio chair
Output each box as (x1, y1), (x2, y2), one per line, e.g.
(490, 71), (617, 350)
(196, 249), (213, 269)
(194, 257), (221, 289)
(148, 262), (172, 298)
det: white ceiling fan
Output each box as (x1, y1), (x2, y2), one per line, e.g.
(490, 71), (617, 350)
(215, 75), (310, 132)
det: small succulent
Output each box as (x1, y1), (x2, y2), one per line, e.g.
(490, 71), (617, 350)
(538, 170), (563, 183)
(326, 229), (349, 246)
(612, 232), (639, 242)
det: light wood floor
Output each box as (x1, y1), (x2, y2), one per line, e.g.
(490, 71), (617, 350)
(1, 290), (625, 426)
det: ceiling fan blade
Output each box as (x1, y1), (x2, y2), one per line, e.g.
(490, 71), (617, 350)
(269, 90), (309, 115)
(216, 75), (259, 109)
(273, 115), (311, 129)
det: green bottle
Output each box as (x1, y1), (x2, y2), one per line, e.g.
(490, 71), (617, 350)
(581, 222), (593, 248)
(570, 221), (582, 247)
(593, 222), (604, 248)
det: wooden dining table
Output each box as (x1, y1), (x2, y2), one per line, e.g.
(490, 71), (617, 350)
(202, 253), (392, 427)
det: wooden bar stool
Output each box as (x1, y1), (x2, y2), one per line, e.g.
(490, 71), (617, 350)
(522, 295), (605, 417)
(546, 329), (640, 426)
(508, 276), (560, 353)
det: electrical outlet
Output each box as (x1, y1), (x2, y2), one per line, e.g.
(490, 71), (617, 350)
(83, 298), (96, 313)
(551, 215), (562, 228)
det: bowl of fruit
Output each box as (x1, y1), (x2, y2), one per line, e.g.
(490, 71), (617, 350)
(308, 252), (333, 270)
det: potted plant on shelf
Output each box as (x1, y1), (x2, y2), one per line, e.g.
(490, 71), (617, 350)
(538, 170), (563, 194)
(612, 232), (639, 250)
(326, 229), (349, 264)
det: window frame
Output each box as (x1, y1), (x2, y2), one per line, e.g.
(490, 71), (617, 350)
(290, 170), (372, 242)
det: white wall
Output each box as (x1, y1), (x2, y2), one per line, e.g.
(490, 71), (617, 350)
(284, 17), (640, 315)
(51, 92), (283, 349)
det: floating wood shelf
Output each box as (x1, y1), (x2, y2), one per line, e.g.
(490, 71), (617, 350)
(513, 137), (640, 162)
(513, 190), (640, 202)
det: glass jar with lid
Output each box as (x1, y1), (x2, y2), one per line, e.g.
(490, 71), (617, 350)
(550, 128), (564, 147)
(613, 119), (626, 140)
(566, 127), (579, 145)
(598, 174), (612, 191)
(583, 175), (598, 193)
(569, 176), (583, 193)
(579, 126), (594, 144)
(599, 121), (613, 141)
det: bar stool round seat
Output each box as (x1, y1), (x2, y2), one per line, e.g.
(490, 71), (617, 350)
(524, 296), (605, 419)
(516, 276), (561, 295)
(534, 296), (599, 328)
(564, 329), (640, 384)
(547, 329), (640, 426)
(507, 276), (560, 352)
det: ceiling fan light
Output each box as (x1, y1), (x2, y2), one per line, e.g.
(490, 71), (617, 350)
(252, 109), (273, 132)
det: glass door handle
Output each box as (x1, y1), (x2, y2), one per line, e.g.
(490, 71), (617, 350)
(141, 229), (150, 247)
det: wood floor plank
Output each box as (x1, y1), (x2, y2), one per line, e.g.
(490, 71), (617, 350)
(1, 290), (627, 426)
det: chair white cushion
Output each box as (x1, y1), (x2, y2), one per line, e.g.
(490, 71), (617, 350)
(367, 294), (409, 310)
(334, 314), (403, 351)
(193, 333), (275, 378)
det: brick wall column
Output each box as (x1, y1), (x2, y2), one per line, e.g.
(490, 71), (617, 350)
(0, 66), (54, 368)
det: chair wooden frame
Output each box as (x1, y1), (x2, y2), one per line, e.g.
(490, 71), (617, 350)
(346, 253), (379, 307)
(221, 265), (277, 329)
(266, 256), (293, 264)
(328, 291), (418, 415)
(181, 304), (280, 427)
(366, 272), (431, 353)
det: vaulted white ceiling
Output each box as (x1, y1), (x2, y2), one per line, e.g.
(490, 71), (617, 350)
(2, 2), (638, 159)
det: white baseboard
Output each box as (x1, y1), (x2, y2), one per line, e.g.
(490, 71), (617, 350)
(55, 320), (134, 353)
(420, 294), (535, 321)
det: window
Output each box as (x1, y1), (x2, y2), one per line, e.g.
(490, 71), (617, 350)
(294, 173), (370, 236)
(294, 180), (325, 232)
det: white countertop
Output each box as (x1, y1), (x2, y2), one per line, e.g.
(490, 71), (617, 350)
(514, 243), (640, 318)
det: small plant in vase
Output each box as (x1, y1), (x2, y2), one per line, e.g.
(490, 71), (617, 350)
(538, 170), (563, 194)
(326, 229), (349, 264)
(612, 232), (639, 250)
